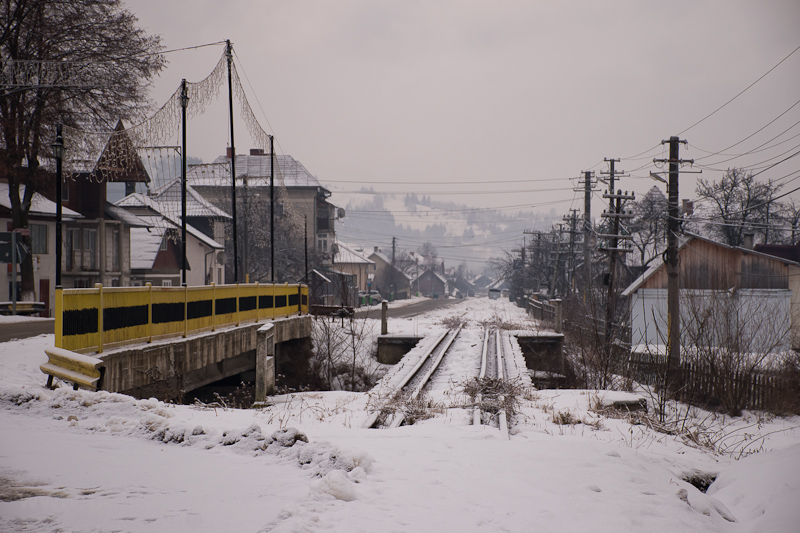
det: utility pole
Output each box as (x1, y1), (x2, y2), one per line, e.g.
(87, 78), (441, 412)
(391, 236), (397, 299)
(599, 159), (634, 348)
(180, 79), (188, 286)
(563, 209), (579, 295)
(269, 135), (275, 282)
(576, 171), (596, 298)
(654, 137), (692, 370)
(226, 39), (239, 283)
(304, 214), (308, 284)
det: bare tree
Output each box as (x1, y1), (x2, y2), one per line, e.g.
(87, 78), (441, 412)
(696, 168), (783, 247)
(629, 186), (667, 267)
(1, 0), (164, 299)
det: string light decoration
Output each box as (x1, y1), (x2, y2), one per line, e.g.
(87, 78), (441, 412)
(56, 45), (305, 250)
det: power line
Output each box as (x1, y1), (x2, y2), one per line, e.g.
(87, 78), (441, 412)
(678, 42), (800, 135)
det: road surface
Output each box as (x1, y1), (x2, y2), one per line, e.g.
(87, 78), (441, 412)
(0, 319), (54, 343)
(353, 297), (461, 320)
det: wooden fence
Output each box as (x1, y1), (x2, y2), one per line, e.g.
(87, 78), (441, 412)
(623, 353), (798, 413)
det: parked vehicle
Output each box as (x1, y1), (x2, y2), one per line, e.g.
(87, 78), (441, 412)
(358, 290), (383, 305)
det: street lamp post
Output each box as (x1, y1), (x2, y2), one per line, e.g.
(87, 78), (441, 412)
(180, 80), (189, 286)
(51, 124), (64, 288)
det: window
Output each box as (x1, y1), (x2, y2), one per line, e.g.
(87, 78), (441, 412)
(111, 229), (120, 271)
(162, 279), (172, 287)
(61, 181), (69, 202)
(30, 224), (47, 254)
(160, 238), (168, 251)
(83, 228), (97, 270)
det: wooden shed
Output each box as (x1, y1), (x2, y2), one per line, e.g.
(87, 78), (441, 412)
(622, 233), (800, 353)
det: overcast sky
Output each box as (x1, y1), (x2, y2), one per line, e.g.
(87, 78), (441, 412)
(125, 0), (800, 219)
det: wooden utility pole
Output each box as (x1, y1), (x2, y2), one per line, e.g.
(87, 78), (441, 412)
(577, 171), (596, 297)
(599, 159), (634, 347)
(655, 137), (691, 369)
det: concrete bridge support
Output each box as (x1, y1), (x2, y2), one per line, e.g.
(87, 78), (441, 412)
(97, 315), (311, 402)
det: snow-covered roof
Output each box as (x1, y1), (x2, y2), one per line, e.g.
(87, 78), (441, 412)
(129, 222), (165, 270)
(145, 179), (231, 219)
(411, 268), (448, 286)
(334, 242), (374, 265)
(0, 182), (81, 219)
(369, 249), (414, 281)
(186, 154), (328, 191)
(105, 204), (150, 227)
(116, 194), (223, 259)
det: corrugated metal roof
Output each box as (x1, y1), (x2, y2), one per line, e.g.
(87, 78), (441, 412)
(186, 154), (327, 191)
(148, 179), (231, 219)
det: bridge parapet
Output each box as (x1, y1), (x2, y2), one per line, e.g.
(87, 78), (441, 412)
(56, 282), (308, 354)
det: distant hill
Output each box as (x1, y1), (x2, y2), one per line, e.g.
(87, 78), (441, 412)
(331, 188), (560, 272)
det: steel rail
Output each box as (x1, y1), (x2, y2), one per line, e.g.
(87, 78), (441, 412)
(363, 329), (450, 429)
(389, 325), (462, 429)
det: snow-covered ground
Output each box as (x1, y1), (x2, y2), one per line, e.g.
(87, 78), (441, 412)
(1, 298), (799, 532)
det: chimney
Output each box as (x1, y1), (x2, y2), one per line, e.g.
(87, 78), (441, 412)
(250, 148), (265, 156)
(681, 199), (694, 217)
(743, 233), (754, 250)
(226, 147), (233, 159)
(374, 246), (379, 252)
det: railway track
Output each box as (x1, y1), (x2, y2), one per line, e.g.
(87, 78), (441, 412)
(363, 325), (463, 429)
(473, 327), (510, 439)
(363, 323), (524, 441)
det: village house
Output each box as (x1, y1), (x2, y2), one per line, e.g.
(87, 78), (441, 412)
(332, 242), (375, 292)
(115, 186), (227, 287)
(185, 149), (342, 265)
(622, 233), (800, 354)
(412, 268), (448, 298)
(0, 183), (82, 316)
(367, 247), (412, 300)
(59, 121), (151, 290)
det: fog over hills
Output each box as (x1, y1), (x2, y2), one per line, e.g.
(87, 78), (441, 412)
(332, 188), (564, 274)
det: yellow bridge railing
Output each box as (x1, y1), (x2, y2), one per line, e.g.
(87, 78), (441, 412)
(55, 283), (309, 354)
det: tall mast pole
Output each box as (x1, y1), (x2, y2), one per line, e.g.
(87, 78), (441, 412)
(227, 39), (239, 283)
(180, 79), (188, 286)
(270, 134), (275, 282)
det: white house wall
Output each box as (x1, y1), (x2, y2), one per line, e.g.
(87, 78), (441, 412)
(629, 288), (792, 354)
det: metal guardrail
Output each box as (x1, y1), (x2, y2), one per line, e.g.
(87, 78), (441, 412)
(40, 347), (104, 390)
(55, 282), (309, 354)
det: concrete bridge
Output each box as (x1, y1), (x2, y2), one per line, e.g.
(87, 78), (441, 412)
(41, 283), (312, 403)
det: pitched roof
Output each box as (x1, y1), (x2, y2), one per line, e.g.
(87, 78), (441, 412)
(146, 179), (231, 219)
(186, 154), (328, 191)
(0, 182), (81, 219)
(621, 232), (800, 296)
(334, 242), (374, 265)
(115, 194), (223, 250)
(369, 250), (413, 280)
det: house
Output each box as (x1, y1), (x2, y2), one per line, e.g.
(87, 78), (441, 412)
(59, 121), (151, 289)
(622, 233), (800, 354)
(753, 241), (800, 351)
(332, 242), (375, 292)
(0, 182), (82, 316)
(115, 190), (226, 287)
(412, 268), (448, 298)
(185, 149), (342, 264)
(367, 247), (412, 300)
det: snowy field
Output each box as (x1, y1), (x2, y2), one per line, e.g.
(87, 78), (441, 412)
(1, 298), (799, 532)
